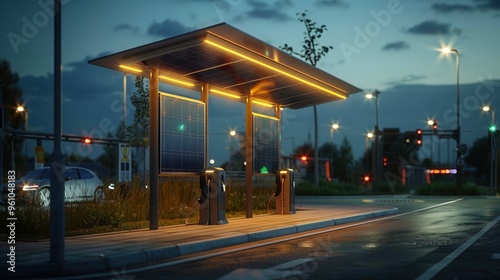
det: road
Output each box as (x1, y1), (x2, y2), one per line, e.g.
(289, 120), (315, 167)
(85, 197), (500, 280)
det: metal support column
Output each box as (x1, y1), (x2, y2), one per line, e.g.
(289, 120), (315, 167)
(149, 67), (159, 230)
(50, 0), (65, 267)
(201, 84), (209, 169)
(245, 96), (253, 218)
(276, 106), (281, 169)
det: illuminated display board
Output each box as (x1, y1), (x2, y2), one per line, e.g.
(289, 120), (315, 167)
(253, 113), (279, 174)
(160, 92), (205, 173)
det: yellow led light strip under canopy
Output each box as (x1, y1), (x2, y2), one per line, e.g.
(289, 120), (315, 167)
(159, 75), (195, 87)
(204, 34), (347, 100)
(210, 88), (241, 99)
(119, 65), (142, 73)
(253, 99), (274, 108)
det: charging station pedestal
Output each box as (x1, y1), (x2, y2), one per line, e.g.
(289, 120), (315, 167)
(199, 167), (228, 225)
(275, 169), (296, 215)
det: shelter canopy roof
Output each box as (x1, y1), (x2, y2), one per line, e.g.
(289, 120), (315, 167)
(89, 23), (361, 109)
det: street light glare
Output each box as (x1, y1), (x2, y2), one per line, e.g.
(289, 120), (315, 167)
(332, 123), (339, 130)
(440, 47), (451, 54)
(365, 93), (373, 99)
(367, 132), (373, 138)
(483, 106), (490, 112)
(229, 130), (236, 136)
(16, 106), (25, 112)
(440, 46), (458, 55)
(427, 120), (434, 126)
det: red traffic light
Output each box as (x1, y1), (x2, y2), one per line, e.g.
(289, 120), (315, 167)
(83, 138), (92, 144)
(363, 176), (371, 182)
(383, 157), (387, 166)
(301, 156), (308, 161)
(415, 129), (423, 146)
(432, 121), (438, 130)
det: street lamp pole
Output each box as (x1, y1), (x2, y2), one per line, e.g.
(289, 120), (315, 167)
(366, 90), (380, 182)
(441, 47), (461, 193)
(16, 106), (28, 163)
(330, 123), (339, 179)
(483, 106), (496, 194)
(366, 132), (374, 173)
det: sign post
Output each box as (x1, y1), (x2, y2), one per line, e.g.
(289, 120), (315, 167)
(118, 143), (131, 182)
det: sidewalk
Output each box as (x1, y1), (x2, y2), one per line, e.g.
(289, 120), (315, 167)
(1, 203), (398, 278)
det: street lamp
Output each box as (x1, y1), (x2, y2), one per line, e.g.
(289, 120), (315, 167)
(365, 132), (374, 173)
(483, 105), (496, 194)
(483, 106), (495, 125)
(16, 106), (29, 131)
(16, 106), (29, 168)
(330, 122), (339, 142)
(440, 47), (461, 193)
(427, 119), (437, 163)
(366, 90), (381, 182)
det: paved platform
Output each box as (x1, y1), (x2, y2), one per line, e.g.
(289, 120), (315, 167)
(1, 203), (398, 278)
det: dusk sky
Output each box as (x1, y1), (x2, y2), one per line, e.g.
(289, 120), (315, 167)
(1, 0), (500, 169)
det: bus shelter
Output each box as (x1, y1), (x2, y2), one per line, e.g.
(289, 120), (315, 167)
(89, 23), (361, 229)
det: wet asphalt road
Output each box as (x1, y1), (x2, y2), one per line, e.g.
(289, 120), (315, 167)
(98, 196), (500, 280)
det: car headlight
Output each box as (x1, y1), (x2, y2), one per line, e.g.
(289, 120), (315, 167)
(22, 185), (39, 191)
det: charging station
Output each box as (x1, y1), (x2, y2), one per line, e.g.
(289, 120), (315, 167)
(275, 168), (296, 215)
(199, 167), (228, 225)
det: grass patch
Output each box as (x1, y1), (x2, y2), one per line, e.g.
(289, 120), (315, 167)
(0, 174), (277, 240)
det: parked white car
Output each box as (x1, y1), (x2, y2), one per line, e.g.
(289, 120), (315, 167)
(1, 166), (104, 206)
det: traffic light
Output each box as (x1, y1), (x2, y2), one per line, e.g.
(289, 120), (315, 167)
(363, 175), (371, 183)
(416, 129), (422, 146)
(83, 137), (92, 144)
(300, 155), (308, 162)
(432, 120), (438, 132)
(383, 157), (387, 166)
(488, 125), (498, 149)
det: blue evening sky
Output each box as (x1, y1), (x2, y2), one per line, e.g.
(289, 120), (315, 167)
(1, 0), (499, 168)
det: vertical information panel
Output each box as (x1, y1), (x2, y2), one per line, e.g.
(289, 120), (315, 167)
(253, 113), (279, 174)
(160, 93), (205, 173)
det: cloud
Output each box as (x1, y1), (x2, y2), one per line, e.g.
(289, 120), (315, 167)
(406, 20), (462, 35)
(316, 0), (348, 7)
(20, 54), (122, 104)
(113, 23), (139, 34)
(147, 19), (193, 38)
(237, 0), (292, 21)
(431, 3), (474, 13)
(382, 41), (410, 51)
(476, 0), (500, 11)
(386, 74), (427, 86)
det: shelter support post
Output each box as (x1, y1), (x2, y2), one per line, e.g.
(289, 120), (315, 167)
(276, 106), (281, 169)
(202, 84), (209, 168)
(246, 96), (253, 218)
(149, 67), (159, 230)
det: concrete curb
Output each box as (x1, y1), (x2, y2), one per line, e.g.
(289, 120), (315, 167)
(11, 207), (398, 278)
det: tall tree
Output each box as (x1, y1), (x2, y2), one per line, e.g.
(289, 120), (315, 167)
(280, 11), (333, 187)
(338, 136), (354, 182)
(464, 136), (489, 184)
(1, 59), (24, 177)
(126, 77), (149, 182)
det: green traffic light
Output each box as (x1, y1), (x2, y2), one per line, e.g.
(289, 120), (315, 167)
(489, 125), (496, 132)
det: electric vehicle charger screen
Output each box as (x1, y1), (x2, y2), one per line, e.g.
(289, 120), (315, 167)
(160, 93), (205, 173)
(253, 114), (279, 174)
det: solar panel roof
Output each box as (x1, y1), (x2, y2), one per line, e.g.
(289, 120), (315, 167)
(89, 23), (361, 109)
